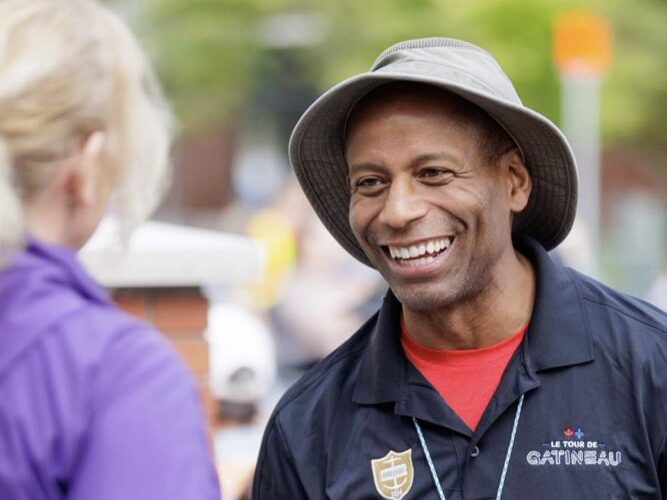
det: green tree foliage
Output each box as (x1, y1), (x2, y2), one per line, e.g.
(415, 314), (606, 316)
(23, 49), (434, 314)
(120, 0), (667, 153)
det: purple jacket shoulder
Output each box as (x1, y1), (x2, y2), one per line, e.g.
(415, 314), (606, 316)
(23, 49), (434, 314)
(0, 239), (221, 500)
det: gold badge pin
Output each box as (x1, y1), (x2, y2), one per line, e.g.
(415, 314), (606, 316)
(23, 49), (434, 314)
(371, 449), (415, 499)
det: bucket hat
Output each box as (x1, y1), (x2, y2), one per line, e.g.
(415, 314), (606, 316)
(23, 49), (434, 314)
(289, 37), (578, 266)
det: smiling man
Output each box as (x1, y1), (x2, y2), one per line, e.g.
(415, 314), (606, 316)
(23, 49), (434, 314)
(345, 83), (535, 354)
(253, 38), (667, 499)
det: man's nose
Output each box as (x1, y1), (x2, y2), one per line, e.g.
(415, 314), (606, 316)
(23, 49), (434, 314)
(377, 179), (428, 229)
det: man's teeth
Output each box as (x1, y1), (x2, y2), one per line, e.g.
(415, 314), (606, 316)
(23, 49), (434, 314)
(388, 237), (452, 261)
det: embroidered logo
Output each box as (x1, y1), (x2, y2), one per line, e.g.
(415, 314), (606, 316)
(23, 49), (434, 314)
(526, 426), (622, 467)
(371, 449), (414, 499)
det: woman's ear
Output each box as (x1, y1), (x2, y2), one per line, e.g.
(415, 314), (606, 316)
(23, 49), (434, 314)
(65, 131), (107, 207)
(81, 131), (106, 163)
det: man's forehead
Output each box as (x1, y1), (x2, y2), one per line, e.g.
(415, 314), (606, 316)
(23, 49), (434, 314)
(344, 83), (487, 156)
(346, 83), (483, 136)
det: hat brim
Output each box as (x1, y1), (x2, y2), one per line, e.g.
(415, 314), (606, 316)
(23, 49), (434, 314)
(289, 72), (578, 266)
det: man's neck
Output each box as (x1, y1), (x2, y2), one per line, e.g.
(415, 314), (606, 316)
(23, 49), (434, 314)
(402, 250), (536, 350)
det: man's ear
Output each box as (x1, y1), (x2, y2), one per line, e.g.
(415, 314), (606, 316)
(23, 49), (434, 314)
(503, 148), (531, 214)
(64, 132), (106, 207)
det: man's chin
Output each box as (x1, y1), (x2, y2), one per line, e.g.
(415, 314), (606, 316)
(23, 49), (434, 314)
(391, 285), (457, 313)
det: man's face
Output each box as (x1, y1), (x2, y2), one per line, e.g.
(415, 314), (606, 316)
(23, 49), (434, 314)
(345, 88), (530, 312)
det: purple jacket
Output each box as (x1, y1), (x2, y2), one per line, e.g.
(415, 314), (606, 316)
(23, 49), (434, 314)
(0, 238), (221, 499)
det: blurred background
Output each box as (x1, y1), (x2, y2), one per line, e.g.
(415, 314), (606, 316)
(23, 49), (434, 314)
(93, 0), (667, 497)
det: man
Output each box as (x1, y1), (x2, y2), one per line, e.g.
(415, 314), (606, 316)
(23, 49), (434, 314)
(253, 38), (667, 499)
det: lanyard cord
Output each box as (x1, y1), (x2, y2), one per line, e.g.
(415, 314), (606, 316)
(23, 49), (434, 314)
(411, 393), (525, 500)
(496, 393), (524, 499)
(413, 415), (446, 500)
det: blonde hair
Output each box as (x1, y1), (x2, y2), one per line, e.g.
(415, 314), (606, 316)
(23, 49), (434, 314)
(0, 0), (172, 261)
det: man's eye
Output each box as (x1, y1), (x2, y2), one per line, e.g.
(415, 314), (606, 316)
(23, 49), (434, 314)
(358, 177), (381, 186)
(419, 167), (455, 182)
(352, 176), (385, 193)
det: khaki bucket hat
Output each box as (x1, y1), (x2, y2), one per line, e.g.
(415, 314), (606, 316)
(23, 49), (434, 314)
(289, 37), (578, 266)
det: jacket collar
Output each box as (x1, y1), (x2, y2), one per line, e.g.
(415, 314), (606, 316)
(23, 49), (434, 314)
(518, 237), (594, 372)
(352, 237), (594, 407)
(351, 290), (405, 405)
(26, 236), (112, 304)
(0, 236), (112, 378)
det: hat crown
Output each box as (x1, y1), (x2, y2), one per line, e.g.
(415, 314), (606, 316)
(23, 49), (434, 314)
(371, 37), (522, 105)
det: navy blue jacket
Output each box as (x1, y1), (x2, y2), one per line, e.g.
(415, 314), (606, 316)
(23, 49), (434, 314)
(253, 239), (667, 499)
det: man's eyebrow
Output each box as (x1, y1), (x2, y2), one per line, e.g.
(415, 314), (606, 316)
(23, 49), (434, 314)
(348, 162), (385, 177)
(348, 152), (462, 177)
(412, 152), (462, 165)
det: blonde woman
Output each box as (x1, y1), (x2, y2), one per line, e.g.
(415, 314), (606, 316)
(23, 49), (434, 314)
(0, 1), (221, 498)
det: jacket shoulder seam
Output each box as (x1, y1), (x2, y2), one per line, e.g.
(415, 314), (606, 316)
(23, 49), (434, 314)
(272, 343), (367, 415)
(581, 297), (667, 336)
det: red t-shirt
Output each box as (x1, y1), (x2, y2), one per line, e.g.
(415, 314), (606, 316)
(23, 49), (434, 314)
(401, 320), (527, 431)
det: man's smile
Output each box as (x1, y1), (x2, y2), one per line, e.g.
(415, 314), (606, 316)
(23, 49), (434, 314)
(379, 235), (456, 273)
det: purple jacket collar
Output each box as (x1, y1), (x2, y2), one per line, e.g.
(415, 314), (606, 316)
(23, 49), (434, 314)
(0, 236), (111, 378)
